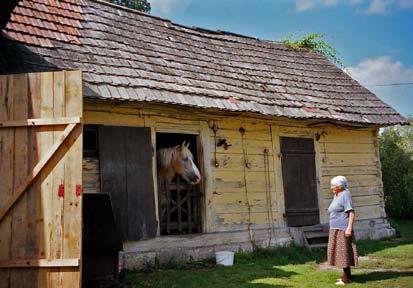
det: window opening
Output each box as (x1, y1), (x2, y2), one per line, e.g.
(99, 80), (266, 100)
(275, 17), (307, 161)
(156, 133), (203, 235)
(83, 125), (98, 158)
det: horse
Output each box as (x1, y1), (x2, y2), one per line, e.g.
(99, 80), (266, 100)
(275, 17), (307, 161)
(157, 141), (201, 234)
(157, 141), (201, 185)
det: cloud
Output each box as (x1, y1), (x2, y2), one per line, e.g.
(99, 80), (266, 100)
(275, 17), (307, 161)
(364, 0), (394, 14)
(294, 0), (339, 11)
(293, 0), (413, 14)
(399, 0), (413, 9)
(347, 56), (413, 117)
(150, 0), (190, 14)
(347, 56), (413, 85)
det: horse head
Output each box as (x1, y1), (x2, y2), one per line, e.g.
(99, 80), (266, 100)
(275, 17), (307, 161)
(171, 141), (201, 184)
(157, 141), (201, 185)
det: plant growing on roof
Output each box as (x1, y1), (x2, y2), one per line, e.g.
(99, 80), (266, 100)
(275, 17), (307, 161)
(107, 0), (151, 12)
(282, 33), (344, 68)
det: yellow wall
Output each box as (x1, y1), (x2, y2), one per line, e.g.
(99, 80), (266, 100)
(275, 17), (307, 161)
(83, 100), (385, 234)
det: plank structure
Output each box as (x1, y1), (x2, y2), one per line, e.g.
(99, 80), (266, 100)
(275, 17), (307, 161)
(0, 71), (83, 288)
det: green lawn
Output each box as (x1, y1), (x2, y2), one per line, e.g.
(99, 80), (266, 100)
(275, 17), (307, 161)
(120, 219), (413, 287)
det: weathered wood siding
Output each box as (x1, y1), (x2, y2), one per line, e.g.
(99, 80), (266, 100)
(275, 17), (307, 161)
(83, 100), (387, 237)
(0, 71), (83, 288)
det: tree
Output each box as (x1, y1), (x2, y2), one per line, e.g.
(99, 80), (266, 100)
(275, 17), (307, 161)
(379, 117), (413, 218)
(107, 0), (151, 12)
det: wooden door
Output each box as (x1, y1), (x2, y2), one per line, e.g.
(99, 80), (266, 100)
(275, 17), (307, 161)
(0, 71), (82, 288)
(280, 137), (319, 227)
(99, 126), (157, 241)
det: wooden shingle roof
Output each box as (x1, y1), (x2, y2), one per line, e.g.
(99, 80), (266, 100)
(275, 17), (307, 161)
(1, 0), (407, 126)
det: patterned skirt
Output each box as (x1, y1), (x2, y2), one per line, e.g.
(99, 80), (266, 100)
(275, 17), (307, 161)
(327, 229), (358, 268)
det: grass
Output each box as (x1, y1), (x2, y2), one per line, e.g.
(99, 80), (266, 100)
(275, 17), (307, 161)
(120, 219), (413, 287)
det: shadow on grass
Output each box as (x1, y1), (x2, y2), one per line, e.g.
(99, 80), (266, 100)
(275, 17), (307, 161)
(356, 219), (413, 256)
(121, 265), (296, 288)
(236, 244), (327, 266)
(354, 271), (413, 284)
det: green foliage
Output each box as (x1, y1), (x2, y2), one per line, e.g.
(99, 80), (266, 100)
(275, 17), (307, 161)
(380, 117), (413, 218)
(282, 33), (344, 68)
(107, 0), (151, 12)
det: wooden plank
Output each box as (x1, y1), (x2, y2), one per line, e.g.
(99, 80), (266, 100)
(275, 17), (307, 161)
(270, 125), (285, 228)
(213, 153), (275, 171)
(319, 128), (375, 144)
(49, 71), (66, 287)
(82, 110), (145, 127)
(98, 126), (128, 240)
(0, 123), (77, 222)
(0, 259), (79, 268)
(215, 211), (279, 224)
(210, 137), (274, 155)
(321, 174), (381, 190)
(37, 71), (55, 287)
(0, 117), (80, 128)
(199, 122), (213, 232)
(26, 71), (44, 287)
(319, 142), (376, 154)
(99, 126), (129, 240)
(82, 158), (101, 194)
(9, 69), (30, 288)
(62, 70), (82, 288)
(214, 128), (272, 142)
(214, 171), (275, 193)
(321, 165), (379, 177)
(125, 127), (157, 240)
(321, 153), (378, 167)
(0, 75), (14, 288)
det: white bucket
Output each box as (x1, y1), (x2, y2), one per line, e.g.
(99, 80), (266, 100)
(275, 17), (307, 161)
(215, 251), (234, 266)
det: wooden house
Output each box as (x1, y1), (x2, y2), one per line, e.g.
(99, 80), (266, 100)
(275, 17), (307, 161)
(0, 0), (407, 286)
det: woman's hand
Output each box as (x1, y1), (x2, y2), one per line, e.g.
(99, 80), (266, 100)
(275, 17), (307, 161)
(345, 227), (352, 237)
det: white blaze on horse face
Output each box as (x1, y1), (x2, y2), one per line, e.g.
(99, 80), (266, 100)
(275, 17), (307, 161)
(190, 158), (201, 184)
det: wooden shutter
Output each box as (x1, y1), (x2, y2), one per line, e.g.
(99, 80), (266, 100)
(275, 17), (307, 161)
(0, 71), (83, 288)
(280, 137), (319, 227)
(99, 126), (157, 241)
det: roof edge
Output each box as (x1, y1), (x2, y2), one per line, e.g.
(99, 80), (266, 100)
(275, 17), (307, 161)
(92, 0), (264, 41)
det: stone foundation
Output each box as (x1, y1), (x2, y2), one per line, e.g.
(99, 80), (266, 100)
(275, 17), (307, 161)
(120, 227), (292, 270)
(119, 217), (396, 271)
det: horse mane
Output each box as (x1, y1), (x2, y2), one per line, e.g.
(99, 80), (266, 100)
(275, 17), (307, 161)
(157, 147), (174, 169)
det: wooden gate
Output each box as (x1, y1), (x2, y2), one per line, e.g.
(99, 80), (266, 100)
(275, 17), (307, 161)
(280, 137), (319, 227)
(158, 178), (202, 235)
(0, 71), (83, 288)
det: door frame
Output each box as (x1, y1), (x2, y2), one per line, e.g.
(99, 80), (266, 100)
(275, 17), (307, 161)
(153, 129), (206, 236)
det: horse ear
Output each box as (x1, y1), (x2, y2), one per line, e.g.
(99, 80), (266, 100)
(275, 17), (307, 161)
(185, 142), (190, 148)
(181, 141), (186, 149)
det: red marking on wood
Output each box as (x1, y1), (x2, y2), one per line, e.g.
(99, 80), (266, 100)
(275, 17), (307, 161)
(75, 184), (82, 197)
(58, 184), (65, 198)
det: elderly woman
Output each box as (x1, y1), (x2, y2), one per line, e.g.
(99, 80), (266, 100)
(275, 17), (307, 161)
(327, 176), (358, 285)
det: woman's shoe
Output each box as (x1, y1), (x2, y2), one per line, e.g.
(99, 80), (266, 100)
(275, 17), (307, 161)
(335, 279), (346, 285)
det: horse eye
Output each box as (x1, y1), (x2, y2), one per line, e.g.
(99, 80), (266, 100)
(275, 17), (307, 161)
(183, 157), (189, 162)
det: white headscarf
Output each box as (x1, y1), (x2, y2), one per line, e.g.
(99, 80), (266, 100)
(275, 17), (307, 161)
(330, 175), (349, 190)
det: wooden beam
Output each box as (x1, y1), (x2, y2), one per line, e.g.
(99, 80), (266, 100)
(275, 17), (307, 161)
(0, 117), (81, 128)
(0, 258), (79, 268)
(0, 123), (78, 222)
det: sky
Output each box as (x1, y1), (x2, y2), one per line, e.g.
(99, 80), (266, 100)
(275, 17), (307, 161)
(148, 0), (413, 118)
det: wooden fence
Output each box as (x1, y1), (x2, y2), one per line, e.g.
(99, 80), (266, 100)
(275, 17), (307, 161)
(0, 71), (82, 288)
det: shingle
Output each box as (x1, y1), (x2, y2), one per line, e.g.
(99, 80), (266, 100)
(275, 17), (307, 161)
(2, 0), (406, 126)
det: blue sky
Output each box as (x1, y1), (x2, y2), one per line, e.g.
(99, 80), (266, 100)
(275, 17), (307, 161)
(149, 0), (413, 118)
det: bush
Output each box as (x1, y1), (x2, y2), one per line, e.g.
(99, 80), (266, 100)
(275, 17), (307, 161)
(380, 117), (413, 218)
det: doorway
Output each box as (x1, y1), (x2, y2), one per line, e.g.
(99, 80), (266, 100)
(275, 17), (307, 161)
(280, 137), (319, 227)
(156, 133), (203, 235)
